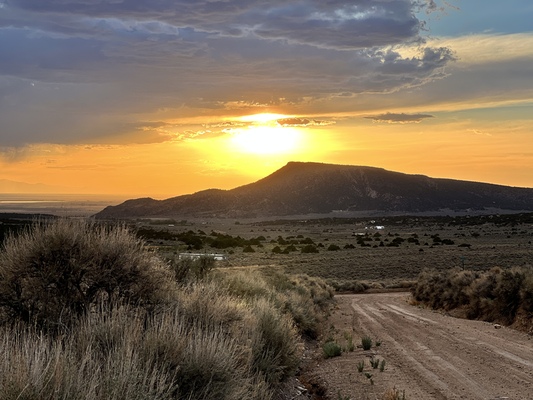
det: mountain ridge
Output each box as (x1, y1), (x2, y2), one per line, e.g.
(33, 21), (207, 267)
(94, 162), (533, 219)
(0, 179), (67, 194)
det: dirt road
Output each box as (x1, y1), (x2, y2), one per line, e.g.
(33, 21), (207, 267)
(307, 293), (533, 400)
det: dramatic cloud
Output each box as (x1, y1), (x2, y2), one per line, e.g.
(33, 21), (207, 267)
(0, 0), (455, 147)
(5, 0), (424, 49)
(365, 112), (435, 123)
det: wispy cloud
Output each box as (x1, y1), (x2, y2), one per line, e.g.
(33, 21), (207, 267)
(467, 129), (492, 137)
(427, 33), (533, 65)
(365, 112), (435, 123)
(276, 118), (335, 127)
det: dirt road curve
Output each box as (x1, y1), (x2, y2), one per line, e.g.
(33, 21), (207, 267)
(309, 293), (533, 400)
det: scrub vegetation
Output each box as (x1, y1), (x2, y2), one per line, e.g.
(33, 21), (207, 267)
(411, 266), (533, 328)
(132, 213), (533, 292)
(4, 212), (532, 398)
(0, 218), (333, 400)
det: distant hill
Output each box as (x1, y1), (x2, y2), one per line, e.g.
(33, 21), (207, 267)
(0, 179), (66, 193)
(94, 162), (533, 219)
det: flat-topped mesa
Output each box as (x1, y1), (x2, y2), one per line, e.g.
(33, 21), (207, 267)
(94, 162), (533, 219)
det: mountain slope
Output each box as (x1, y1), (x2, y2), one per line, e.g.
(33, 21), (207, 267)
(94, 162), (533, 219)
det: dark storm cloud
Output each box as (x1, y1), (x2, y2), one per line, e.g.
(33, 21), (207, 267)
(0, 0), (453, 147)
(365, 112), (435, 123)
(376, 47), (455, 75)
(5, 0), (425, 49)
(251, 1), (421, 49)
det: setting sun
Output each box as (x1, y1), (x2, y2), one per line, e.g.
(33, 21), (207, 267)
(2, 1), (533, 197)
(228, 112), (304, 156)
(230, 126), (301, 155)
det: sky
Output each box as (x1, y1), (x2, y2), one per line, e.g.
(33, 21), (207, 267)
(1, 0), (532, 198)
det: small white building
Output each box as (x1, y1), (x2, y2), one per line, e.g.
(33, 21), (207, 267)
(178, 253), (228, 261)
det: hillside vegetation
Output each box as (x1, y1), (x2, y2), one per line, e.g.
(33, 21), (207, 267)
(0, 219), (333, 400)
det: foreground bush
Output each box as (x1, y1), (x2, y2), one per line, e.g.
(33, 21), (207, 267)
(0, 219), (173, 331)
(322, 340), (342, 358)
(0, 303), (271, 400)
(216, 269), (333, 338)
(251, 298), (301, 384)
(411, 268), (478, 311)
(411, 266), (533, 326)
(168, 254), (216, 284)
(0, 219), (332, 399)
(0, 284), (296, 400)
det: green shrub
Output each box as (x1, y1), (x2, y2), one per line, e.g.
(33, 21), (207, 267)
(301, 244), (319, 253)
(218, 270), (332, 339)
(169, 255), (215, 283)
(175, 282), (248, 331)
(361, 336), (372, 350)
(280, 290), (320, 338)
(328, 279), (369, 293)
(412, 266), (533, 327)
(411, 268), (478, 310)
(215, 270), (273, 300)
(250, 298), (301, 384)
(243, 245), (255, 253)
(271, 246), (282, 254)
(282, 245), (298, 254)
(279, 275), (331, 335)
(466, 267), (525, 323)
(357, 360), (365, 373)
(299, 237), (315, 245)
(0, 219), (173, 331)
(171, 256), (195, 283)
(323, 341), (342, 358)
(493, 268), (525, 323)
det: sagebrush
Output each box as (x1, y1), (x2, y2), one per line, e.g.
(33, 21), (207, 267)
(0, 219), (172, 330)
(0, 218), (333, 400)
(411, 266), (533, 326)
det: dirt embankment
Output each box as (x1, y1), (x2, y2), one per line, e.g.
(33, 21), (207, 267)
(303, 292), (533, 400)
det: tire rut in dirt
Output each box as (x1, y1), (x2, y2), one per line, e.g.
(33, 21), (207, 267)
(347, 293), (533, 400)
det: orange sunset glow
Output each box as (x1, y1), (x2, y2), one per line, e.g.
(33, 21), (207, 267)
(1, 1), (533, 199)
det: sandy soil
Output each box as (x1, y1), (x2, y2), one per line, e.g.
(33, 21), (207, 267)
(303, 292), (533, 400)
